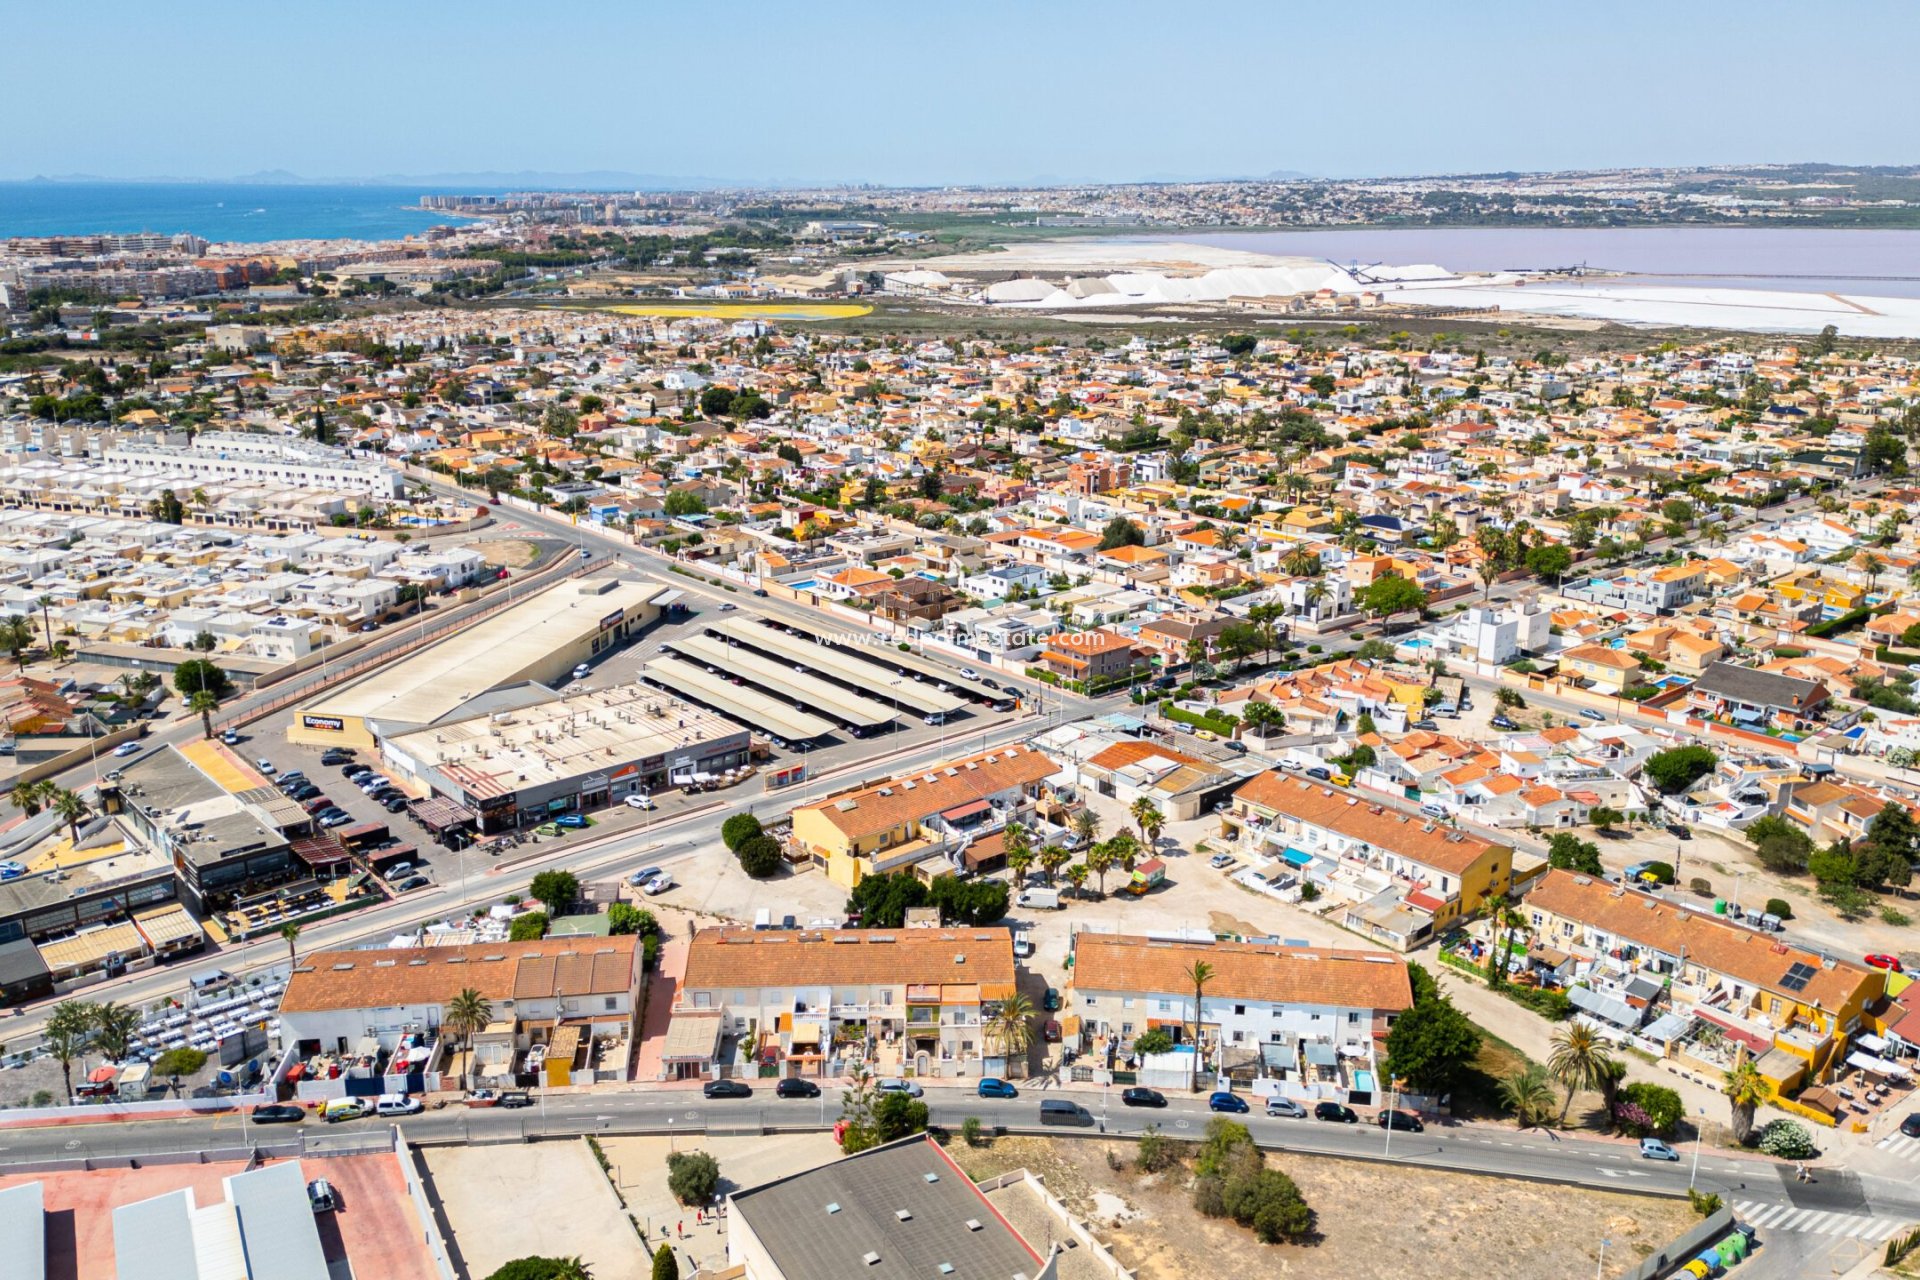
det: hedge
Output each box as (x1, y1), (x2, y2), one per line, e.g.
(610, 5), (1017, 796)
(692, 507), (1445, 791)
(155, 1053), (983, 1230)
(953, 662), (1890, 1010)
(1161, 701), (1240, 736)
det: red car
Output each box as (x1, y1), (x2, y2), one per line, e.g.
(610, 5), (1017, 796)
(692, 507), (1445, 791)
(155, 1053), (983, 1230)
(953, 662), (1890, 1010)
(1866, 954), (1904, 972)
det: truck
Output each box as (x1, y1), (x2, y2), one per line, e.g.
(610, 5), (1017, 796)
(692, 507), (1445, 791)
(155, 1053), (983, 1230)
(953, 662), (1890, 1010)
(1016, 887), (1062, 911)
(1123, 859), (1167, 897)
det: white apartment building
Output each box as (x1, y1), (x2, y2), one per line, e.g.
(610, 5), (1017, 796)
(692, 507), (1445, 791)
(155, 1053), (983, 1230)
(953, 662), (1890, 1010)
(104, 432), (403, 499)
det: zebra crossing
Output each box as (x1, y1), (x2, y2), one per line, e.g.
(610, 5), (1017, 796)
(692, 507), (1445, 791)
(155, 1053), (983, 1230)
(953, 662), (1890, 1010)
(1876, 1130), (1920, 1163)
(1732, 1200), (1910, 1240)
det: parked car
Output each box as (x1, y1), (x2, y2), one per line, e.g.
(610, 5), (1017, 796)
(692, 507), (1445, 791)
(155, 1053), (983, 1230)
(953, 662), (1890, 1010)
(1580, 708), (1606, 721)
(497, 1091), (533, 1109)
(320, 750), (354, 766)
(1038, 1099), (1092, 1127)
(704, 1079), (752, 1100)
(1491, 715), (1517, 730)
(1304, 766), (1331, 781)
(221, 730), (242, 745)
(1667, 824), (1692, 840)
(624, 794), (657, 810)
(643, 875), (674, 896)
(1411, 719), (1438, 731)
(382, 797), (409, 813)
(1209, 852), (1235, 869)
(391, 875), (430, 892)
(977, 1078), (1019, 1099)
(553, 813), (589, 829)
(775, 1078), (820, 1099)
(320, 1099), (365, 1123)
(1220, 739), (1249, 755)
(1265, 1097), (1307, 1118)
(1640, 1137), (1680, 1161)
(276, 771), (307, 788)
(1866, 954), (1904, 972)
(254, 759), (277, 774)
(1378, 1109), (1424, 1132)
(628, 867), (663, 887)
(1042, 988), (1061, 1011)
(375, 1094), (423, 1117)
(1901, 1112), (1920, 1139)
(112, 741), (143, 758)
(319, 812), (353, 828)
(301, 796), (335, 814)
(1120, 1087), (1166, 1108)
(465, 1090), (501, 1107)
(876, 1078), (924, 1098)
(249, 1104), (305, 1125)
(307, 1178), (337, 1213)
(1208, 1091), (1249, 1113)
(1314, 1102), (1358, 1124)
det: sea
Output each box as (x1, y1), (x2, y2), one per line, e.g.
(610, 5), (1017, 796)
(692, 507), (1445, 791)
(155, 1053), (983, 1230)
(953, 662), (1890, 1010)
(0, 182), (486, 244)
(1154, 227), (1920, 300)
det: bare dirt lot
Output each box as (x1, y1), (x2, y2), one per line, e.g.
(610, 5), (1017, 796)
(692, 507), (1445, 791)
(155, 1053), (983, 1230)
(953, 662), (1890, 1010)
(946, 1134), (1697, 1280)
(471, 537), (545, 569)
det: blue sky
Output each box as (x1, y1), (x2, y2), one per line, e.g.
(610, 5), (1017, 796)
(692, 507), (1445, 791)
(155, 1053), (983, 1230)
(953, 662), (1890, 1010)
(9, 0), (1915, 184)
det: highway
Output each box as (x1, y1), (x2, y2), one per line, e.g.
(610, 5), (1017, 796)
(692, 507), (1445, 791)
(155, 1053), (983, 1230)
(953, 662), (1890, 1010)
(10, 1084), (1920, 1240)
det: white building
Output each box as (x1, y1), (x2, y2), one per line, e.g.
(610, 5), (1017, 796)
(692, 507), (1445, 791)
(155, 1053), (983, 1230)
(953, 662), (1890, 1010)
(104, 432), (403, 499)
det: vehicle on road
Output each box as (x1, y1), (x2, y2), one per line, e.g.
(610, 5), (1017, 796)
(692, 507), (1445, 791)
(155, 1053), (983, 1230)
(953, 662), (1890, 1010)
(1314, 1102), (1358, 1123)
(1042, 988), (1061, 1011)
(1264, 1097), (1307, 1118)
(704, 1079), (752, 1099)
(1378, 1109), (1424, 1132)
(876, 1078), (924, 1097)
(1866, 954), (1904, 972)
(959, 668), (979, 680)
(0, 861), (25, 881)
(1639, 1138), (1680, 1161)
(112, 741), (143, 758)
(719, 602), (736, 611)
(1039, 1099), (1092, 1126)
(221, 730), (242, 745)
(624, 794), (656, 810)
(497, 1091), (532, 1109)
(977, 1078), (1018, 1099)
(249, 1104), (305, 1125)
(1220, 739), (1249, 755)
(1012, 930), (1033, 959)
(1411, 719), (1438, 731)
(1580, 708), (1606, 721)
(775, 1078), (820, 1099)
(391, 875), (430, 893)
(320, 750), (354, 766)
(307, 1178), (337, 1213)
(1121, 1087), (1166, 1108)
(1208, 1091), (1249, 1113)
(254, 759), (277, 774)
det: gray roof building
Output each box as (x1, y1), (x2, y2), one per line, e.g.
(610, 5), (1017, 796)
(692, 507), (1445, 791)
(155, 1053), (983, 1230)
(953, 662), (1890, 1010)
(727, 1136), (1055, 1280)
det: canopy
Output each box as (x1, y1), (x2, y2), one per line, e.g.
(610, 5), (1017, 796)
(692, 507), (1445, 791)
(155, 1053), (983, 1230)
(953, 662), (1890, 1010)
(1853, 1032), (1889, 1055)
(1846, 1050), (1913, 1079)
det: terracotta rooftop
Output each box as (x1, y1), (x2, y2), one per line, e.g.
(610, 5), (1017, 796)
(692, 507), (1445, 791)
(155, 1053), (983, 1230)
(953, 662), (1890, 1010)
(793, 744), (1056, 843)
(1233, 770), (1507, 876)
(1071, 933), (1413, 1013)
(681, 927), (1015, 998)
(281, 936), (637, 1013)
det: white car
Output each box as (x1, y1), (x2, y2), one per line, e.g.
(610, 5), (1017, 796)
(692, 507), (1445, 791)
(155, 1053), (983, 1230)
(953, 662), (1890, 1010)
(112, 741), (143, 758)
(959, 667), (979, 680)
(254, 759), (277, 774)
(875, 1078), (924, 1098)
(624, 794), (656, 810)
(644, 874), (674, 896)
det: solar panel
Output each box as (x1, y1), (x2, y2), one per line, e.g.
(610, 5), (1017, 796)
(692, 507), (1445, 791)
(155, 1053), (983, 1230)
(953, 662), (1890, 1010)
(1779, 961), (1817, 992)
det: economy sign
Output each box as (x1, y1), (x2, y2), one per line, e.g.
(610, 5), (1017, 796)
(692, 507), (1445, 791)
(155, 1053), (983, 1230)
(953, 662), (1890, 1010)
(301, 714), (345, 732)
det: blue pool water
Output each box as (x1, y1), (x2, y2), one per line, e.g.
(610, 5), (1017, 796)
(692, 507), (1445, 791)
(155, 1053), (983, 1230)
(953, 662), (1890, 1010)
(1353, 1070), (1375, 1093)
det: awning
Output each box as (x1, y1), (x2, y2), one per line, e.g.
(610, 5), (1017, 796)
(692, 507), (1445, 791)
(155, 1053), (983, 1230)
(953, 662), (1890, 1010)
(1847, 1050), (1913, 1079)
(1569, 984), (1640, 1030)
(1854, 1033), (1889, 1055)
(789, 1023), (822, 1046)
(1644, 1012), (1692, 1044)
(662, 1010), (725, 1063)
(941, 799), (991, 822)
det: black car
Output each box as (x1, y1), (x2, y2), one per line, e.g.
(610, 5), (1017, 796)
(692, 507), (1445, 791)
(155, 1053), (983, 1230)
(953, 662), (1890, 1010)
(775, 1078), (821, 1099)
(1220, 740), (1249, 755)
(704, 1079), (753, 1100)
(320, 750), (354, 766)
(250, 1104), (306, 1125)
(383, 797), (410, 813)
(1314, 1102), (1358, 1124)
(1377, 1109), (1424, 1132)
(342, 764), (373, 779)
(497, 1091), (533, 1109)
(1667, 824), (1692, 840)
(1120, 1087), (1166, 1108)
(1902, 1112), (1920, 1139)
(287, 784), (320, 801)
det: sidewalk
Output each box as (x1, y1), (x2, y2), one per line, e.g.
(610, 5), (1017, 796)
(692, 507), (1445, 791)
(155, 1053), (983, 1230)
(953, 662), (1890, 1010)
(632, 936), (690, 1083)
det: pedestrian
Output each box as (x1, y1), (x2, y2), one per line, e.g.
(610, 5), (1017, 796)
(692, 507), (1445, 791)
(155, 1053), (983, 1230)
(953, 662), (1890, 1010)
(677, 1219), (683, 1238)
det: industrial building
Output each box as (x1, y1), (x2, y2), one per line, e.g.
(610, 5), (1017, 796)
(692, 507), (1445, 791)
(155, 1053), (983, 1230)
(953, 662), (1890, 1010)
(289, 576), (671, 750)
(114, 1160), (332, 1280)
(383, 682), (749, 831)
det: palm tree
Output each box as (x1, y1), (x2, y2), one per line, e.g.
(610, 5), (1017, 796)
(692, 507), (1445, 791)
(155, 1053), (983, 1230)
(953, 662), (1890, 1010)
(1546, 1022), (1616, 1122)
(1064, 863), (1089, 898)
(35, 595), (55, 654)
(50, 788), (88, 845)
(1724, 1049), (1768, 1147)
(1084, 840), (1117, 897)
(1129, 798), (1164, 850)
(188, 689), (221, 739)
(1482, 893), (1524, 989)
(280, 921), (301, 971)
(1037, 843), (1070, 888)
(1003, 821), (1033, 884)
(0, 615), (32, 669)
(45, 999), (95, 1105)
(90, 1001), (140, 1062)
(1498, 1063), (1558, 1129)
(443, 987), (494, 1091)
(1184, 960), (1214, 1085)
(989, 993), (1037, 1078)
(9, 780), (43, 816)
(551, 1259), (592, 1280)
(1069, 808), (1100, 848)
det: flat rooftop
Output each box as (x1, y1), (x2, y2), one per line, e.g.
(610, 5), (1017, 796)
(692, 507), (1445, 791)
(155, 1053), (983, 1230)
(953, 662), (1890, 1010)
(301, 577), (666, 731)
(384, 682), (744, 796)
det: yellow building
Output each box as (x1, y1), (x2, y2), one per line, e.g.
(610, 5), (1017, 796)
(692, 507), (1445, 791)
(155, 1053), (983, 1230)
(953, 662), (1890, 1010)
(1561, 643), (1644, 695)
(789, 744), (1056, 889)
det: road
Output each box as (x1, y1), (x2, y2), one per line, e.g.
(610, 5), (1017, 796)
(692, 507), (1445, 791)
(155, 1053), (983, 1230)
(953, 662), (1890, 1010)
(11, 1085), (1919, 1244)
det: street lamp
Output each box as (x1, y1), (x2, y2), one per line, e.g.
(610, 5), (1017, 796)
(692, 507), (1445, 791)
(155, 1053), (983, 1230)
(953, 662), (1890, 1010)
(1596, 1236), (1611, 1280)
(1688, 1106), (1704, 1190)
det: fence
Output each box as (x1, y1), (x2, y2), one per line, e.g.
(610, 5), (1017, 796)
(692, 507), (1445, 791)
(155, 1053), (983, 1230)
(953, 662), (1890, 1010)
(0, 1089), (273, 1129)
(396, 1131), (463, 1280)
(1620, 1206), (1733, 1280)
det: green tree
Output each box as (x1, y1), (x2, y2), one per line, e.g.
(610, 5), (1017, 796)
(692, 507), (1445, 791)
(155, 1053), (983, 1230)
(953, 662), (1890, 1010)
(151, 1046), (207, 1097)
(1359, 574), (1428, 619)
(1185, 960), (1214, 1074)
(509, 912), (549, 941)
(1587, 806), (1624, 832)
(0, 615), (33, 669)
(445, 987), (494, 1089)
(1498, 1064), (1558, 1128)
(1525, 543), (1573, 583)
(528, 870), (580, 917)
(171, 658), (234, 700)
(720, 813), (764, 851)
(873, 1090), (931, 1142)
(1724, 1051), (1768, 1146)
(650, 1244), (679, 1280)
(1546, 833), (1604, 876)
(736, 834), (783, 878)
(485, 1258), (594, 1280)
(666, 1150), (720, 1205)
(50, 788), (88, 845)
(989, 992), (1037, 1076)
(1614, 1081), (1683, 1138)
(1643, 746), (1717, 794)
(89, 1001), (140, 1062)
(664, 490), (708, 517)
(1097, 516), (1146, 551)
(1129, 797), (1164, 850)
(1546, 1022), (1616, 1122)
(280, 920), (304, 969)
(1133, 1027), (1175, 1055)
(188, 688), (221, 739)
(1384, 986), (1482, 1096)
(43, 1000), (95, 1104)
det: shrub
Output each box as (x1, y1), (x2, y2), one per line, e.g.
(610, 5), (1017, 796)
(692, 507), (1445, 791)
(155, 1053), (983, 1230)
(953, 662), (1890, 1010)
(721, 813), (763, 852)
(1133, 1028), (1175, 1056)
(1613, 1082), (1683, 1138)
(1642, 861), (1676, 885)
(1688, 1188), (1724, 1218)
(488, 1259), (597, 1280)
(508, 912), (548, 941)
(652, 1243), (680, 1280)
(1136, 1125), (1179, 1172)
(1764, 897), (1793, 920)
(1757, 1119), (1817, 1160)
(1688, 878), (1713, 896)
(666, 1150), (720, 1205)
(960, 1116), (985, 1148)
(1883, 907), (1912, 927)
(736, 834), (783, 878)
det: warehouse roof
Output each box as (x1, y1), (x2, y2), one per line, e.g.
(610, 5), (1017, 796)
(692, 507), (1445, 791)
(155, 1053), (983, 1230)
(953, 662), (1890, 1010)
(301, 577), (666, 730)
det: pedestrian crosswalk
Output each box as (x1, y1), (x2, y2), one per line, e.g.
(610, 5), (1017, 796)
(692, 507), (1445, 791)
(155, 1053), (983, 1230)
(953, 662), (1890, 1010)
(1733, 1201), (1910, 1240)
(1876, 1131), (1920, 1163)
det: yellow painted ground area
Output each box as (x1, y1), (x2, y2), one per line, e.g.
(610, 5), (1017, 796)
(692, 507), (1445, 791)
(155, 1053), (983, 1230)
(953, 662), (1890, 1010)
(202, 915), (231, 945)
(177, 739), (269, 792)
(26, 836), (130, 875)
(574, 302), (873, 320)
